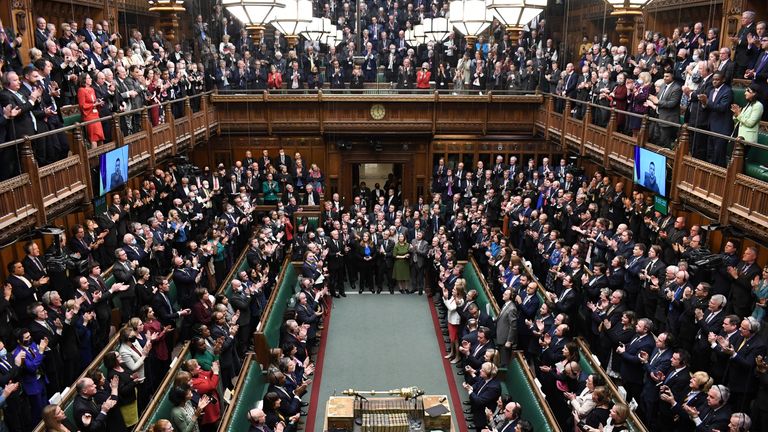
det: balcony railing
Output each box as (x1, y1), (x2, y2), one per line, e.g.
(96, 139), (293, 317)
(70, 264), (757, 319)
(535, 93), (768, 241)
(0, 92), (217, 244)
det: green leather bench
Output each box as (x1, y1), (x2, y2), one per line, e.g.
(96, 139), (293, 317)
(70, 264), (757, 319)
(263, 262), (298, 348)
(219, 354), (270, 432)
(499, 352), (560, 432)
(745, 131), (768, 181)
(463, 259), (498, 319)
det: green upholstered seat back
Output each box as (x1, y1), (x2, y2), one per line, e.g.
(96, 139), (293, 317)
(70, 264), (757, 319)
(463, 262), (497, 319)
(225, 360), (269, 432)
(264, 263), (298, 348)
(503, 356), (556, 432)
(139, 348), (192, 430)
(733, 87), (747, 108)
(745, 132), (768, 181)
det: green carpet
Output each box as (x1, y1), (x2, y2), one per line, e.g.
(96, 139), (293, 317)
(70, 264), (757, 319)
(311, 293), (458, 431)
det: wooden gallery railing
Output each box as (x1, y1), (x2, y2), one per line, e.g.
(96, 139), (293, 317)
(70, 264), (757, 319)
(0, 92), (218, 244)
(535, 93), (768, 240)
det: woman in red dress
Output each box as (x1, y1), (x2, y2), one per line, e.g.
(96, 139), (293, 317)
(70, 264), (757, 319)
(417, 62), (431, 90)
(77, 73), (104, 147)
(146, 69), (162, 126)
(610, 73), (628, 134)
(268, 65), (283, 90)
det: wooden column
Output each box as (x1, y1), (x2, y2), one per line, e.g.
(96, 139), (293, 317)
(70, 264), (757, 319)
(561, 100), (570, 154)
(73, 126), (94, 202)
(184, 96), (193, 148)
(581, 105), (591, 157)
(165, 104), (176, 156)
(720, 138), (745, 225)
(112, 116), (124, 148)
(20, 138), (46, 226)
(637, 115), (649, 147)
(201, 95), (210, 141)
(669, 125), (689, 212)
(543, 95), (552, 142)
(604, 109), (616, 169)
(11, 0), (35, 67)
(143, 108), (155, 169)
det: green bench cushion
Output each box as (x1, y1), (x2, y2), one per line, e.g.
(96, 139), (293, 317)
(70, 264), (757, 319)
(500, 358), (556, 432)
(745, 132), (768, 181)
(264, 263), (298, 348)
(463, 262), (497, 319)
(141, 351), (192, 428)
(225, 361), (269, 432)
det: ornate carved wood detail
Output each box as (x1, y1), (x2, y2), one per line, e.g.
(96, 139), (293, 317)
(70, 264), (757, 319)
(645, 0), (723, 12)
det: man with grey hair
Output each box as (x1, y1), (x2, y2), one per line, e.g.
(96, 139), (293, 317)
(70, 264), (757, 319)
(733, 10), (757, 76)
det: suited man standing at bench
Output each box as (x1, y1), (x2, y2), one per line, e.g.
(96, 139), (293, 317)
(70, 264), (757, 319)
(462, 362), (502, 431)
(617, 317), (655, 404)
(495, 289), (518, 366)
(73, 376), (118, 432)
(647, 71), (682, 148)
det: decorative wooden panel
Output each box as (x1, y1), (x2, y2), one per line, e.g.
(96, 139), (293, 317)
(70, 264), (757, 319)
(729, 174), (768, 237)
(676, 156), (727, 215)
(0, 174), (37, 237)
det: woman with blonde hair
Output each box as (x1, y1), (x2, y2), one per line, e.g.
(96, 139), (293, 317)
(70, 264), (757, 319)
(41, 404), (76, 432)
(443, 280), (466, 363)
(659, 371), (712, 430)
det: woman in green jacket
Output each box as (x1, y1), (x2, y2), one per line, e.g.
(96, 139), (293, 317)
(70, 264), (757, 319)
(732, 84), (764, 143)
(262, 172), (280, 204)
(169, 384), (210, 432)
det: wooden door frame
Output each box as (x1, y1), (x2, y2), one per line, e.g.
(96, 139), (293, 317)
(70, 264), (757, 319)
(341, 156), (414, 206)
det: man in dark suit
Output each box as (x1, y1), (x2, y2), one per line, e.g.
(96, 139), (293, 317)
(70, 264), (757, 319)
(687, 385), (732, 432)
(73, 376), (118, 432)
(547, 274), (578, 319)
(638, 332), (674, 427)
(732, 11), (757, 77)
(728, 246), (761, 317)
(112, 247), (138, 322)
(326, 230), (346, 298)
(397, 58), (416, 90)
(301, 184), (321, 206)
(648, 71), (682, 148)
(716, 47), (735, 84)
(617, 318), (656, 404)
(462, 362), (502, 432)
(210, 310), (240, 389)
(0, 71), (44, 169)
(686, 61), (713, 160)
(702, 71), (733, 167)
(172, 255), (201, 309)
(460, 326), (493, 372)
(6, 261), (40, 325)
(722, 317), (767, 412)
(22, 242), (49, 293)
(152, 277), (191, 327)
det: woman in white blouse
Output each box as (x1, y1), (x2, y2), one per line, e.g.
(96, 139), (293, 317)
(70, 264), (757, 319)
(118, 325), (156, 410)
(566, 374), (604, 423)
(442, 279), (466, 363)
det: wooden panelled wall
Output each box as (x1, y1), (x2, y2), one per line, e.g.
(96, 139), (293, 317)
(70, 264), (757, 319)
(196, 134), (561, 206)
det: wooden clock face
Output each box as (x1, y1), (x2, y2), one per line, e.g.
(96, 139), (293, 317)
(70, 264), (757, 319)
(370, 104), (386, 120)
